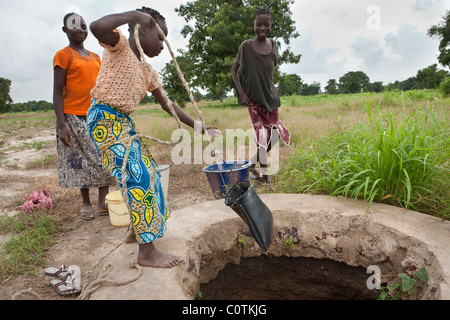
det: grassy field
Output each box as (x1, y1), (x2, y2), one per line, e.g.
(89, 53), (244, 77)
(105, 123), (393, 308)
(1, 89), (448, 219)
(278, 92), (449, 219)
(0, 89), (448, 281)
(134, 89), (449, 219)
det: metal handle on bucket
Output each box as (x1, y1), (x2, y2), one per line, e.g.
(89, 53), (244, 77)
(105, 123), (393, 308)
(216, 161), (237, 202)
(105, 199), (122, 205)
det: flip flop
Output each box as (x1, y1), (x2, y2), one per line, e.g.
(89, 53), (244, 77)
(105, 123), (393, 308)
(97, 208), (109, 216)
(80, 206), (94, 220)
(50, 265), (81, 296)
(249, 168), (262, 180)
(44, 265), (70, 280)
(250, 169), (270, 183)
(50, 279), (81, 296)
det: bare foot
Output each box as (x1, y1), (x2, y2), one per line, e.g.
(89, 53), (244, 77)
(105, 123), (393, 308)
(138, 242), (183, 268)
(124, 227), (137, 243)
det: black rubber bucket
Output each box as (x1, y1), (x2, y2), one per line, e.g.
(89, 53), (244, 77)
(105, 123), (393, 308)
(225, 180), (273, 251)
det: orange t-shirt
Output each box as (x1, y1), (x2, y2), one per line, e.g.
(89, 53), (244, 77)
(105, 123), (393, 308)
(53, 47), (101, 116)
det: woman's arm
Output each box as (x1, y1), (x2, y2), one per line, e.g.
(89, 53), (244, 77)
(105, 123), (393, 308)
(53, 66), (71, 147)
(152, 87), (196, 129)
(231, 60), (243, 95)
(151, 87), (220, 136)
(90, 11), (155, 47)
(231, 57), (251, 106)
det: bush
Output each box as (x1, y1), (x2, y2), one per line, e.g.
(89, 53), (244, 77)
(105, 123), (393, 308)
(440, 77), (450, 97)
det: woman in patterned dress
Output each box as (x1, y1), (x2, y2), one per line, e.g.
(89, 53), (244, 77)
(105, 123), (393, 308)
(53, 13), (115, 220)
(87, 8), (215, 268)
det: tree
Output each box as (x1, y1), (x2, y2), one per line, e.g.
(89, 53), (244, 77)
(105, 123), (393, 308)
(139, 94), (157, 105)
(398, 77), (418, 91)
(386, 77), (418, 91)
(175, 0), (300, 100)
(338, 71), (370, 94)
(0, 77), (13, 113)
(9, 100), (53, 113)
(325, 79), (340, 94)
(428, 10), (450, 69)
(367, 81), (384, 93)
(277, 73), (302, 96)
(299, 82), (321, 96)
(416, 64), (449, 89)
(160, 51), (195, 107)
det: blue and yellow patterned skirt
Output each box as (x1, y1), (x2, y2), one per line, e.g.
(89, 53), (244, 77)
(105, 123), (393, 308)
(87, 99), (170, 244)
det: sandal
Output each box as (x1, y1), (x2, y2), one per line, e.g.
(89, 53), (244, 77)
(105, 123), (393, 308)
(80, 206), (94, 220)
(97, 207), (109, 216)
(45, 265), (70, 280)
(50, 279), (81, 296)
(250, 168), (271, 183)
(249, 168), (262, 180)
(50, 265), (81, 296)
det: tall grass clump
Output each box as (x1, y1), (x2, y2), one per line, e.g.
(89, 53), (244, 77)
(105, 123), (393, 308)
(279, 94), (449, 219)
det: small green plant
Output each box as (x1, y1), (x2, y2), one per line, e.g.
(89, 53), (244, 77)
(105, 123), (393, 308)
(237, 237), (246, 248)
(283, 237), (295, 248)
(25, 154), (56, 169)
(32, 140), (43, 150)
(378, 267), (429, 300)
(196, 290), (203, 299)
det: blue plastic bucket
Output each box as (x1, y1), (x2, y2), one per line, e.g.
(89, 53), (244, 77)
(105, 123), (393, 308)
(202, 160), (252, 198)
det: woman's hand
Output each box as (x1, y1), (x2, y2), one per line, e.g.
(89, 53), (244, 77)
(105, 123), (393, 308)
(135, 10), (155, 30)
(58, 124), (72, 148)
(205, 127), (222, 137)
(194, 125), (222, 137)
(90, 10), (156, 47)
(239, 92), (252, 107)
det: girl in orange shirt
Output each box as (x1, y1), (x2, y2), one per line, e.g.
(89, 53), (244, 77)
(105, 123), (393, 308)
(53, 13), (115, 220)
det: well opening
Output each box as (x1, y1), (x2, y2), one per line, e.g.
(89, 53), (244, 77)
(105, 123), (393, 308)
(182, 208), (443, 300)
(199, 255), (380, 300)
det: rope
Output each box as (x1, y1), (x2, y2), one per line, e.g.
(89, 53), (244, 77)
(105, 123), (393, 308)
(11, 288), (42, 300)
(134, 23), (218, 152)
(120, 24), (223, 214)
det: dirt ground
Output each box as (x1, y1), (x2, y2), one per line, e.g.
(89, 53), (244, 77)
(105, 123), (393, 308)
(0, 117), (287, 300)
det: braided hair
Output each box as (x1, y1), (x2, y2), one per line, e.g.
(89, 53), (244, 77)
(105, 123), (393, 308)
(128, 6), (165, 31)
(253, 6), (273, 21)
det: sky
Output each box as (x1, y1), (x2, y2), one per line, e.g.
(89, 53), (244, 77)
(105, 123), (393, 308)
(0, 0), (448, 103)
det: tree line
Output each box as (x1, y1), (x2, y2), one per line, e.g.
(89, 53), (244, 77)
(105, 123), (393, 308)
(277, 63), (449, 96)
(1, 2), (448, 113)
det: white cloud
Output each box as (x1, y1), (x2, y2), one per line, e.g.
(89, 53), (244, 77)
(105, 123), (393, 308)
(351, 37), (385, 66)
(385, 23), (433, 61)
(0, 0), (189, 103)
(412, 0), (436, 12)
(280, 0), (446, 87)
(0, 0), (447, 102)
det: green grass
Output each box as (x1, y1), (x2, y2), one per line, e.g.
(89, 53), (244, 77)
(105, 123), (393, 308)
(0, 212), (61, 278)
(278, 93), (449, 219)
(0, 89), (448, 282)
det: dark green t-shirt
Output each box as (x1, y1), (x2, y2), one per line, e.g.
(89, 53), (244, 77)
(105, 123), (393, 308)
(235, 39), (280, 112)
